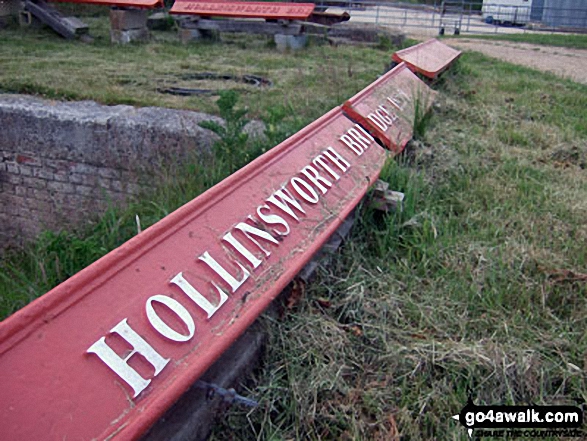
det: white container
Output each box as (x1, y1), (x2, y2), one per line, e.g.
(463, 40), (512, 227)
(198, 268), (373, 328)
(482, 0), (533, 24)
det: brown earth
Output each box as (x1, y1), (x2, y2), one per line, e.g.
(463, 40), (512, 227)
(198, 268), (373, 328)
(446, 39), (587, 85)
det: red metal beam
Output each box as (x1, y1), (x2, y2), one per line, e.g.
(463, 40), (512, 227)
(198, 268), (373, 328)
(392, 38), (462, 79)
(49, 0), (163, 8)
(0, 107), (386, 441)
(170, 0), (315, 20)
(342, 62), (437, 153)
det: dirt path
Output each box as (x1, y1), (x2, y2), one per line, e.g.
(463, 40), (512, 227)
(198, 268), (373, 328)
(445, 39), (587, 85)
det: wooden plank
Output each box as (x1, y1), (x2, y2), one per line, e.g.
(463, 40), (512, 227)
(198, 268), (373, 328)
(0, 107), (386, 441)
(342, 62), (436, 153)
(392, 38), (462, 79)
(25, 0), (88, 39)
(171, 0), (315, 20)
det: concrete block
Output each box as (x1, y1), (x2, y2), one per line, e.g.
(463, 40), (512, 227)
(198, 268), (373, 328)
(110, 8), (148, 31)
(179, 28), (202, 44)
(110, 27), (150, 44)
(274, 33), (308, 52)
(0, 0), (20, 18)
(0, 94), (220, 248)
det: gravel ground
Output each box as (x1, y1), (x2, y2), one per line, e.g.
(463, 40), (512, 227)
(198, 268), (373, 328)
(446, 39), (587, 85)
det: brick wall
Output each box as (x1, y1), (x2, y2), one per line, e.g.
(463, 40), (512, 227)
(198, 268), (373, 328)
(0, 94), (220, 248)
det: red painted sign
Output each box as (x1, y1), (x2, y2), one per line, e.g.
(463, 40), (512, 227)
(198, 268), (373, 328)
(392, 38), (462, 79)
(170, 0), (315, 20)
(0, 108), (386, 440)
(50, 0), (163, 8)
(342, 62), (437, 153)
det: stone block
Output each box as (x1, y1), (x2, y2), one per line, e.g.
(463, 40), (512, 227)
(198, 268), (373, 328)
(110, 27), (150, 45)
(179, 27), (202, 44)
(274, 33), (308, 52)
(0, 0), (20, 18)
(110, 8), (148, 31)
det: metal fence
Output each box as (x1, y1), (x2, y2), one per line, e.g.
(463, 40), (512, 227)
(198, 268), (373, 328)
(315, 0), (587, 35)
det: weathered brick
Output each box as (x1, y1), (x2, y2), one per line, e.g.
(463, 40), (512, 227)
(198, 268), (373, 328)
(18, 165), (33, 176)
(15, 186), (27, 197)
(6, 163), (19, 174)
(75, 185), (95, 197)
(47, 181), (75, 194)
(47, 192), (70, 206)
(71, 163), (100, 175)
(16, 154), (41, 167)
(1, 152), (15, 162)
(110, 179), (124, 192)
(4, 195), (26, 215)
(45, 158), (74, 172)
(54, 171), (69, 182)
(127, 183), (143, 195)
(98, 167), (120, 180)
(6, 174), (22, 185)
(98, 176), (112, 190)
(30, 189), (51, 201)
(33, 168), (55, 180)
(22, 177), (47, 190)
(0, 182), (14, 193)
(26, 197), (52, 212)
(0, 162), (6, 173)
(69, 173), (85, 184)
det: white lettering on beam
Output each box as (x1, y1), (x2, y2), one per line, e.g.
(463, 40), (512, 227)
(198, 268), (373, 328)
(339, 124), (375, 156)
(198, 251), (249, 293)
(323, 147), (351, 173)
(313, 154), (341, 180)
(229, 220), (280, 260)
(368, 105), (398, 132)
(387, 89), (410, 111)
(170, 272), (228, 319)
(290, 177), (320, 204)
(87, 319), (169, 397)
(256, 205), (290, 236)
(146, 295), (196, 342)
(267, 187), (306, 221)
(86, 131), (360, 400)
(300, 165), (332, 194)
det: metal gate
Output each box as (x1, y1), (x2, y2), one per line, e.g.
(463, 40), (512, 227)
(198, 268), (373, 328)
(315, 0), (587, 35)
(439, 0), (465, 35)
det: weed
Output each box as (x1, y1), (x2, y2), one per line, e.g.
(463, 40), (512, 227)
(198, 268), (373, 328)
(412, 90), (434, 140)
(1, 25), (586, 441)
(199, 90), (250, 173)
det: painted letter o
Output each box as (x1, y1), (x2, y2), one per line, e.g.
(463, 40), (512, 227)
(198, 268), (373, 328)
(146, 295), (195, 342)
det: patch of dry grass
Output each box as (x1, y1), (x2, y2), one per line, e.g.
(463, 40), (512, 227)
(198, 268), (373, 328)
(210, 54), (586, 440)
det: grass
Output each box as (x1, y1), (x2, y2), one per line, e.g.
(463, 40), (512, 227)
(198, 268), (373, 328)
(0, 15), (390, 122)
(447, 32), (587, 50)
(1, 13), (587, 440)
(208, 56), (586, 439)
